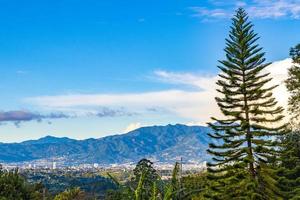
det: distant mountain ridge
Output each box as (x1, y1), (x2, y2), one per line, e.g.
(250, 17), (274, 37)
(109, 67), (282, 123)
(21, 136), (74, 144)
(0, 124), (212, 165)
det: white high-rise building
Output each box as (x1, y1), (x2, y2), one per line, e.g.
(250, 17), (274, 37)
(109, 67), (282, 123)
(52, 162), (57, 170)
(93, 163), (99, 168)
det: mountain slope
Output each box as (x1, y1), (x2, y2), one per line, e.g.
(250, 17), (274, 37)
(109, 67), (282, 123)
(0, 124), (212, 164)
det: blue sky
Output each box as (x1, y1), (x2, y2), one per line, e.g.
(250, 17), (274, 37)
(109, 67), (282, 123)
(0, 0), (299, 142)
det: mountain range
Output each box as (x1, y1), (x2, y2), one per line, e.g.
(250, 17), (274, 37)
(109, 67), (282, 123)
(0, 124), (212, 165)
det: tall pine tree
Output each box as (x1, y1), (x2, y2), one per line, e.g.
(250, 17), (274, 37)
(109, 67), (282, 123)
(207, 8), (287, 199)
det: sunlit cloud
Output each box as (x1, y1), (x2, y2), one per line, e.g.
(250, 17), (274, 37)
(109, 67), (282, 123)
(124, 122), (142, 133)
(264, 58), (292, 109)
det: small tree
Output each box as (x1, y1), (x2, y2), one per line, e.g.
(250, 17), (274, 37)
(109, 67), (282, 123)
(131, 158), (160, 199)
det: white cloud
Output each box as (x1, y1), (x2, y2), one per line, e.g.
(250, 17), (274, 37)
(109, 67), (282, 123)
(25, 90), (218, 125)
(25, 58), (292, 125)
(265, 58), (292, 108)
(154, 70), (216, 90)
(190, 0), (300, 20)
(124, 122), (141, 133)
(190, 7), (231, 19)
(248, 0), (300, 19)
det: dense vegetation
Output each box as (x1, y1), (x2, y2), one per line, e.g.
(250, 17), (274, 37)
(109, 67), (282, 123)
(0, 7), (299, 199)
(0, 167), (44, 200)
(0, 167), (118, 199)
(105, 159), (206, 200)
(23, 170), (116, 199)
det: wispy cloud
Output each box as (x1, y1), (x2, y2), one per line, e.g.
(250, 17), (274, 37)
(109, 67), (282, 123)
(190, 0), (300, 20)
(154, 70), (216, 90)
(0, 110), (69, 127)
(248, 0), (300, 19)
(0, 107), (134, 127)
(95, 107), (136, 117)
(16, 70), (28, 75)
(190, 7), (231, 19)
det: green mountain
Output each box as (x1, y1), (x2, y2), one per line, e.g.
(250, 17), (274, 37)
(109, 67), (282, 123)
(0, 124), (211, 165)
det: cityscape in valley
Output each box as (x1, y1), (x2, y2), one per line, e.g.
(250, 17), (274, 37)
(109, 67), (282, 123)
(1, 124), (208, 181)
(0, 1), (300, 199)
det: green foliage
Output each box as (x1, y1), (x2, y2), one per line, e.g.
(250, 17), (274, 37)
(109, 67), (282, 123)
(133, 159), (159, 186)
(105, 186), (134, 200)
(105, 160), (203, 200)
(24, 169), (116, 198)
(105, 171), (135, 200)
(0, 167), (43, 200)
(131, 159), (160, 200)
(278, 132), (300, 199)
(135, 172), (146, 200)
(207, 8), (287, 199)
(162, 162), (203, 200)
(105, 159), (157, 200)
(163, 162), (180, 200)
(181, 173), (208, 200)
(104, 189), (124, 200)
(54, 187), (85, 200)
(151, 181), (158, 200)
(290, 44), (300, 64)
(282, 43), (300, 200)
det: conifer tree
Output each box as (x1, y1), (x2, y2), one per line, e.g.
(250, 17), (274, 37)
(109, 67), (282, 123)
(207, 8), (287, 199)
(278, 43), (300, 199)
(286, 43), (300, 125)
